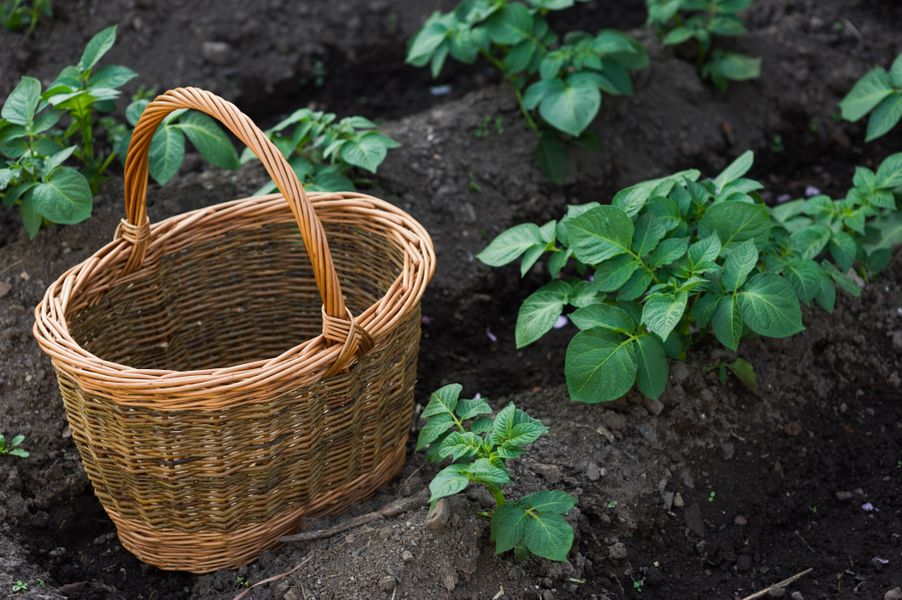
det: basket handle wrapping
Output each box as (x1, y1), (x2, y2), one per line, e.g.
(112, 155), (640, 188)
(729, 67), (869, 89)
(120, 87), (369, 372)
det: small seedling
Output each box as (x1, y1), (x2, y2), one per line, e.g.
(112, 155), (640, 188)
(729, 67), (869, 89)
(244, 109), (398, 194)
(407, 0), (648, 182)
(839, 52), (902, 142)
(11, 580), (28, 593)
(474, 115), (504, 138)
(1, 0), (51, 33)
(809, 505), (817, 514)
(418, 384), (576, 562)
(0, 433), (29, 458)
(235, 575), (249, 588)
(632, 577), (644, 592)
(708, 491), (716, 502)
(708, 357), (757, 391)
(477, 151), (901, 404)
(606, 500), (618, 509)
(646, 0), (760, 91)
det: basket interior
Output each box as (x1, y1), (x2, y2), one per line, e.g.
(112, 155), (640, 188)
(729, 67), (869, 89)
(68, 219), (405, 371)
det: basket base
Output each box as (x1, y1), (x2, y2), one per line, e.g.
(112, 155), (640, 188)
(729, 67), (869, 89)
(107, 442), (408, 573)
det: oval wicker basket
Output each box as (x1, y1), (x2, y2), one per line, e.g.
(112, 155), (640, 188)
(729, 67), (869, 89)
(32, 87), (435, 573)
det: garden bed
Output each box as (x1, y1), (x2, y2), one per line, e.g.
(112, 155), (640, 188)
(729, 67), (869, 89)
(0, 0), (900, 598)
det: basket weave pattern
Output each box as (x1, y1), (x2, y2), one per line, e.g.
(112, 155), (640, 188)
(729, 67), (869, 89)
(33, 88), (435, 572)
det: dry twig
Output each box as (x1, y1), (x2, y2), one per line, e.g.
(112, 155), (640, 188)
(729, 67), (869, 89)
(740, 567), (813, 600)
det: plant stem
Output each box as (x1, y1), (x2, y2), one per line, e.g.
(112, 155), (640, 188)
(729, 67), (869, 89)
(479, 49), (540, 133)
(487, 483), (506, 506)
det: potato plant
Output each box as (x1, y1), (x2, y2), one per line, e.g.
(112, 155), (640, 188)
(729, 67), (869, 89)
(1, 0), (50, 34)
(478, 151), (901, 403)
(0, 26), (240, 237)
(418, 384), (576, 562)
(244, 109), (399, 194)
(839, 52), (902, 142)
(0, 433), (29, 458)
(646, 0), (760, 91)
(406, 0), (648, 182)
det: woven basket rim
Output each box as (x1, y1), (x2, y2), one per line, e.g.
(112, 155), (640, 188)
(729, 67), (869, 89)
(33, 191), (435, 399)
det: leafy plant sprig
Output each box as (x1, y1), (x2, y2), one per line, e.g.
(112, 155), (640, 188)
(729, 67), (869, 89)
(1, 0), (50, 34)
(0, 433), (29, 458)
(243, 109), (399, 194)
(839, 52), (902, 142)
(646, 0), (760, 91)
(478, 151), (901, 404)
(418, 384), (576, 562)
(407, 0), (648, 182)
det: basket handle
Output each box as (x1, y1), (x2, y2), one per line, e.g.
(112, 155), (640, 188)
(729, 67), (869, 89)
(120, 87), (367, 368)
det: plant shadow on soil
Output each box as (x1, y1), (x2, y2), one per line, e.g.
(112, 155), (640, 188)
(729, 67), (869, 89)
(0, 0), (901, 599)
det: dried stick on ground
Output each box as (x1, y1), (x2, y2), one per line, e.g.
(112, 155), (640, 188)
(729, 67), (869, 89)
(740, 568), (813, 600)
(279, 490), (430, 544)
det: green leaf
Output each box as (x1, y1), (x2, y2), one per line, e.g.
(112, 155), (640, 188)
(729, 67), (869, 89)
(713, 150), (754, 193)
(737, 274), (804, 338)
(569, 302), (635, 332)
(340, 131), (390, 173)
(505, 420), (549, 448)
(31, 167), (92, 224)
(455, 397), (492, 421)
(699, 201), (771, 247)
(422, 383), (462, 418)
(438, 431), (484, 461)
(89, 64), (137, 88)
(890, 53), (902, 87)
(524, 512), (573, 561)
(618, 269), (653, 301)
(688, 233), (722, 265)
(20, 193), (42, 239)
(566, 328), (637, 403)
(594, 254), (640, 292)
(148, 125), (186, 185)
(478, 224), (544, 267)
(814, 273), (836, 312)
(516, 282), (569, 348)
(79, 26), (117, 71)
(692, 292), (720, 328)
(866, 93), (902, 142)
(522, 490), (576, 514)
(567, 205), (634, 264)
(726, 357), (757, 391)
(175, 112), (239, 169)
(8, 448), (29, 458)
(534, 133), (567, 184)
(485, 3), (533, 45)
(722, 239), (758, 291)
(538, 74), (601, 137)
(875, 152), (902, 189)
(492, 503), (529, 553)
(492, 403), (517, 442)
(829, 231), (857, 271)
(407, 20), (448, 66)
(635, 334), (668, 400)
(703, 51), (760, 90)
(839, 67), (894, 121)
(790, 224), (832, 259)
(648, 236), (689, 267)
(429, 464), (470, 503)
(783, 259), (822, 303)
(467, 458), (512, 485)
(641, 292), (688, 341)
(632, 212), (668, 256)
(42, 146), (76, 175)
(712, 294), (742, 351)
(611, 169), (700, 217)
(417, 414), (456, 450)
(663, 26), (695, 45)
(2, 77), (41, 126)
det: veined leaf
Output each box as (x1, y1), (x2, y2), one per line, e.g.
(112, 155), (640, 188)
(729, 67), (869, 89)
(634, 334), (668, 400)
(567, 205), (634, 264)
(516, 282), (570, 348)
(712, 294), (742, 351)
(478, 224), (545, 267)
(524, 512), (573, 561)
(641, 292), (688, 342)
(492, 504), (529, 553)
(737, 273), (804, 338)
(422, 383), (462, 418)
(566, 327), (637, 403)
(429, 464), (470, 503)
(839, 67), (894, 121)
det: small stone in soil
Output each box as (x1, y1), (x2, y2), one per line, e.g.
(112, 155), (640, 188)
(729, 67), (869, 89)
(378, 575), (396, 592)
(784, 422), (802, 436)
(767, 588), (786, 598)
(684, 503), (705, 537)
(586, 462), (602, 481)
(721, 442), (735, 460)
(534, 463), (562, 484)
(401, 550), (414, 562)
(885, 588), (902, 600)
(835, 491), (855, 501)
(608, 542), (627, 560)
(733, 515), (748, 526)
(736, 554), (752, 572)
(643, 397), (664, 416)
(790, 592), (804, 600)
(0, 281), (11, 298)
(673, 493), (685, 508)
(425, 498), (451, 530)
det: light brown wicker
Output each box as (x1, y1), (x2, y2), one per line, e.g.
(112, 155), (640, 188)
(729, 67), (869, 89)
(32, 87), (435, 573)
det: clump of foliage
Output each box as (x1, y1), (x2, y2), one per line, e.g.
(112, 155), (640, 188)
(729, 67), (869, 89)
(839, 52), (902, 142)
(417, 384), (576, 562)
(0, 26), (240, 237)
(0, 433), (29, 458)
(646, 0), (760, 91)
(407, 0), (648, 182)
(1, 0), (51, 34)
(245, 109), (399, 194)
(478, 151), (901, 404)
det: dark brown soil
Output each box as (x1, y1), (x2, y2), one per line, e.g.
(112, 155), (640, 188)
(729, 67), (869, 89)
(1, 0), (901, 599)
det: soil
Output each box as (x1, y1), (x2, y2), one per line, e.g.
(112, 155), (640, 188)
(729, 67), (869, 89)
(1, 0), (901, 599)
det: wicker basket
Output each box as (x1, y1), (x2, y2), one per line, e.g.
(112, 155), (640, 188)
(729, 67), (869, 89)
(32, 87), (435, 573)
